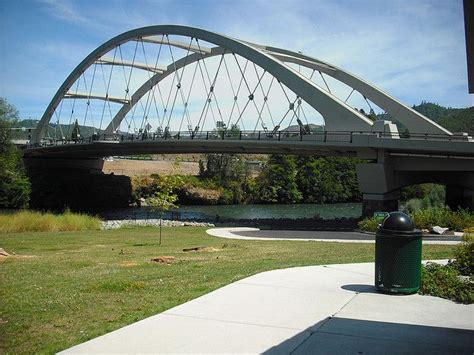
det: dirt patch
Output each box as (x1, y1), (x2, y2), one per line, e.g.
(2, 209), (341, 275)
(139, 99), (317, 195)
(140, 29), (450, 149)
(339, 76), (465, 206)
(0, 248), (12, 261)
(120, 261), (139, 267)
(103, 159), (200, 176)
(151, 256), (175, 264)
(0, 249), (38, 262)
(183, 246), (220, 253)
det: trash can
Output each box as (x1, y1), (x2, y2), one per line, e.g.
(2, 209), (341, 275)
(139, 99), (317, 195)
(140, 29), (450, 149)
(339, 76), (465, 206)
(375, 211), (422, 294)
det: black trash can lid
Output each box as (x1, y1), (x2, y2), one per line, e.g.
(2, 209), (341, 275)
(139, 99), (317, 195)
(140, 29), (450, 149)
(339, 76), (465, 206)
(381, 211), (414, 232)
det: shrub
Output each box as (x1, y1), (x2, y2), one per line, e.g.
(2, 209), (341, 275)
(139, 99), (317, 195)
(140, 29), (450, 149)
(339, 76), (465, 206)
(358, 208), (473, 232)
(358, 217), (379, 232)
(409, 207), (473, 231)
(0, 210), (101, 233)
(464, 227), (474, 242)
(419, 262), (473, 304)
(449, 242), (474, 277)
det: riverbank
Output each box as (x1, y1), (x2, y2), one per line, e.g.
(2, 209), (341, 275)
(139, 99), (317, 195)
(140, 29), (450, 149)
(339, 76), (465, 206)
(102, 219), (215, 229)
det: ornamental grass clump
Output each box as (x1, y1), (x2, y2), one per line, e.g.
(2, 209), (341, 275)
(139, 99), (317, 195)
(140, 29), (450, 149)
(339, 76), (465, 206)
(357, 217), (379, 232)
(0, 210), (101, 233)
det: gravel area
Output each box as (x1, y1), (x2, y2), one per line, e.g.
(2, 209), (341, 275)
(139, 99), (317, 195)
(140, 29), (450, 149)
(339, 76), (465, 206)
(102, 219), (215, 230)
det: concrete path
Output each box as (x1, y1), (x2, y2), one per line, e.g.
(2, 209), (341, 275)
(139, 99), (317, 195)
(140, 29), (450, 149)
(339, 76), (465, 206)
(61, 261), (473, 354)
(207, 227), (463, 245)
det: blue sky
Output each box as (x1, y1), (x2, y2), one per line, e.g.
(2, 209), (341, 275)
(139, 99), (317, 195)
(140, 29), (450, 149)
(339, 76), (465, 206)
(0, 0), (471, 120)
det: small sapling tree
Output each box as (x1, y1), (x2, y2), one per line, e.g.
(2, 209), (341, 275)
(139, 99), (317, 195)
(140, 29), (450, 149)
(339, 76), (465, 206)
(146, 160), (183, 245)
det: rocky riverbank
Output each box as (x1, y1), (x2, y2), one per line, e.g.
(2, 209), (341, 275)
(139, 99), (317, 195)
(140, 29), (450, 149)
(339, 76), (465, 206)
(102, 219), (215, 230)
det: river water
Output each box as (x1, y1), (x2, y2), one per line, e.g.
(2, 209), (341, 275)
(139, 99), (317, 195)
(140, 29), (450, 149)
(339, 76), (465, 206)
(100, 202), (362, 221)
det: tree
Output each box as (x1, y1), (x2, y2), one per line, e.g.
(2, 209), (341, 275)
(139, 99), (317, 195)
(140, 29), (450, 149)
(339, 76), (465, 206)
(0, 98), (30, 208)
(295, 156), (361, 203)
(0, 97), (19, 122)
(295, 157), (342, 203)
(146, 162), (183, 245)
(199, 153), (246, 186)
(253, 154), (302, 203)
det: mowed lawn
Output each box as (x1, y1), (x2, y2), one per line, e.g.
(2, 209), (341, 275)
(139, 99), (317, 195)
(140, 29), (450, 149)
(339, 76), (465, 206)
(0, 227), (457, 354)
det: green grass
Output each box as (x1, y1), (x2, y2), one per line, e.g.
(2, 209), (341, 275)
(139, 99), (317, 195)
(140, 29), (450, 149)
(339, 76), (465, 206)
(0, 210), (101, 233)
(0, 227), (457, 354)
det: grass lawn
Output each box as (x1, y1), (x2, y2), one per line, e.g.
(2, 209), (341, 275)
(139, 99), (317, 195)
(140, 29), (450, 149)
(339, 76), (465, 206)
(0, 226), (457, 354)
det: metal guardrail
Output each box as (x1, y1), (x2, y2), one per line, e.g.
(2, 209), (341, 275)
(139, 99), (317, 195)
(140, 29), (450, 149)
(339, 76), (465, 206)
(25, 129), (471, 149)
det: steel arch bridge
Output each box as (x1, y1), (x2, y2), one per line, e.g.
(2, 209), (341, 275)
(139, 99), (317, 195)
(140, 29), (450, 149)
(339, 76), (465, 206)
(31, 25), (451, 145)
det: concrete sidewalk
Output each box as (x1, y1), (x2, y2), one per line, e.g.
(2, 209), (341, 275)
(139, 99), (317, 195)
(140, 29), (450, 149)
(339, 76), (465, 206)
(207, 227), (463, 244)
(61, 261), (473, 354)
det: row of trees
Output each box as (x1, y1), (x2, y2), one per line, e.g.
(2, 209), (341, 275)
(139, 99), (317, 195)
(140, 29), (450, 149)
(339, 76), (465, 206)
(253, 155), (362, 204)
(198, 153), (362, 204)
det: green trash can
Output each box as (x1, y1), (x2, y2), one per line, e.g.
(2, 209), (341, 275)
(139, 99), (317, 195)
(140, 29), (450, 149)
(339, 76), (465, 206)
(375, 211), (422, 294)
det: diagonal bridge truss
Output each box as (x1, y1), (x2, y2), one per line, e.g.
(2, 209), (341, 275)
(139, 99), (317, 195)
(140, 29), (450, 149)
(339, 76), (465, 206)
(31, 25), (452, 145)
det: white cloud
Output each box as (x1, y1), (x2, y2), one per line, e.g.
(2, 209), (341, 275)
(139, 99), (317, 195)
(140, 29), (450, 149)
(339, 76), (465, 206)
(37, 0), (90, 24)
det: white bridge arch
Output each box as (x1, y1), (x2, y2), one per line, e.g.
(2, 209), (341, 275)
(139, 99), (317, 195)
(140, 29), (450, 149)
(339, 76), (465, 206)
(31, 25), (451, 144)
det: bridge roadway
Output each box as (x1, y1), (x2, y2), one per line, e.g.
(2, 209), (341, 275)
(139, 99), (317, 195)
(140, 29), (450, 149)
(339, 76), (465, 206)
(22, 130), (474, 159)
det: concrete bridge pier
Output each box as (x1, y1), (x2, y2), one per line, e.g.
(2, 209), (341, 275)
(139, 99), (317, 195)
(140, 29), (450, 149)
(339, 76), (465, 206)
(356, 162), (400, 217)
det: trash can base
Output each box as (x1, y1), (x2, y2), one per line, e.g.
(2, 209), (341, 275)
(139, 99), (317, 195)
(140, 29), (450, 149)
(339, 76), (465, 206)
(376, 285), (419, 295)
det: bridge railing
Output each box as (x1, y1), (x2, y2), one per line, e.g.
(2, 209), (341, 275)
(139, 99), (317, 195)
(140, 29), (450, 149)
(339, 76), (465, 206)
(26, 129), (471, 149)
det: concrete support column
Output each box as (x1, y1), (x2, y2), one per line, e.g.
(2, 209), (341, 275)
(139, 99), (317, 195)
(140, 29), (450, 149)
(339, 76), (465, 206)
(356, 160), (400, 217)
(446, 185), (474, 211)
(361, 191), (399, 218)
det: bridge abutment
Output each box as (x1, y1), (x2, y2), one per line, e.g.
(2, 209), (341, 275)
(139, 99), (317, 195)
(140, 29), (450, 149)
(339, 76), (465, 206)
(23, 157), (132, 211)
(357, 156), (474, 217)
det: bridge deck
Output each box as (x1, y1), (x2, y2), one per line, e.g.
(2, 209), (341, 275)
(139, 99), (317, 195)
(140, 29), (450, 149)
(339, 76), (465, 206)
(23, 131), (474, 160)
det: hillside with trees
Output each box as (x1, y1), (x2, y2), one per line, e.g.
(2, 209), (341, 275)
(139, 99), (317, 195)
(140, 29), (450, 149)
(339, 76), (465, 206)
(378, 101), (473, 135)
(411, 102), (474, 134)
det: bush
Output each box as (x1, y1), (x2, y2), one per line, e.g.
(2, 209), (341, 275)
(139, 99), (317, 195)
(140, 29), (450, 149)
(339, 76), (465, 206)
(449, 242), (473, 277)
(409, 207), (473, 231)
(464, 227), (474, 242)
(358, 208), (473, 232)
(0, 210), (101, 233)
(357, 217), (380, 232)
(419, 262), (473, 304)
